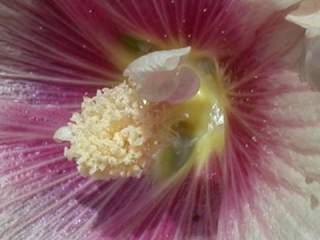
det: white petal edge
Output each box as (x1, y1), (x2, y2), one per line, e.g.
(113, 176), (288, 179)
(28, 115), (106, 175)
(270, 0), (302, 10)
(286, 0), (320, 28)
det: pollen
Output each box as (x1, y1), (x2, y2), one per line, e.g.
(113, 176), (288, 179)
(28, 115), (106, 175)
(54, 47), (226, 180)
(54, 83), (162, 179)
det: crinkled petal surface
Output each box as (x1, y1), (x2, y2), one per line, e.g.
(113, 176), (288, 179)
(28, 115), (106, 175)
(0, 1), (320, 240)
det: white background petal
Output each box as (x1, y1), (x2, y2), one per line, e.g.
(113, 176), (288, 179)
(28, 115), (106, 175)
(286, 0), (320, 28)
(270, 0), (302, 10)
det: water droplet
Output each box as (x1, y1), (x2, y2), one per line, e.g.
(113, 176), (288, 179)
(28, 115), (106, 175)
(202, 8), (208, 13)
(88, 9), (93, 14)
(187, 34), (192, 38)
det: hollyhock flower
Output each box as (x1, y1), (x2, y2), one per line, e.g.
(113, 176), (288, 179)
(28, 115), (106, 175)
(0, 0), (320, 240)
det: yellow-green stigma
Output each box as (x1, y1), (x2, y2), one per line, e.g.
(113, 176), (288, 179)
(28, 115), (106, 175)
(152, 62), (226, 179)
(54, 47), (226, 180)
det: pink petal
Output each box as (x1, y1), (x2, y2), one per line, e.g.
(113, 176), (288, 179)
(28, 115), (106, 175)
(0, 1), (319, 240)
(0, 1), (119, 87)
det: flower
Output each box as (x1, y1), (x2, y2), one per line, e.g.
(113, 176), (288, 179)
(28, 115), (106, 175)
(0, 1), (320, 240)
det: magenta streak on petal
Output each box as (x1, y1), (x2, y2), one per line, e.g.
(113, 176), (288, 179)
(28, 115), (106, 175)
(0, 101), (71, 139)
(94, 159), (223, 240)
(0, 80), (96, 106)
(0, 1), (119, 87)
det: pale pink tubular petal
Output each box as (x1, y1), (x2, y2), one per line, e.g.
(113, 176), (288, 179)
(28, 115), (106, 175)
(129, 66), (200, 103)
(123, 47), (200, 103)
(132, 69), (181, 102)
(166, 66), (200, 103)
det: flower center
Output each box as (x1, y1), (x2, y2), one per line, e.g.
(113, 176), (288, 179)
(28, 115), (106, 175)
(54, 48), (227, 180)
(151, 58), (226, 179)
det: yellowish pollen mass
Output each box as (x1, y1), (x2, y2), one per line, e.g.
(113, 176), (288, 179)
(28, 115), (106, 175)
(54, 83), (160, 179)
